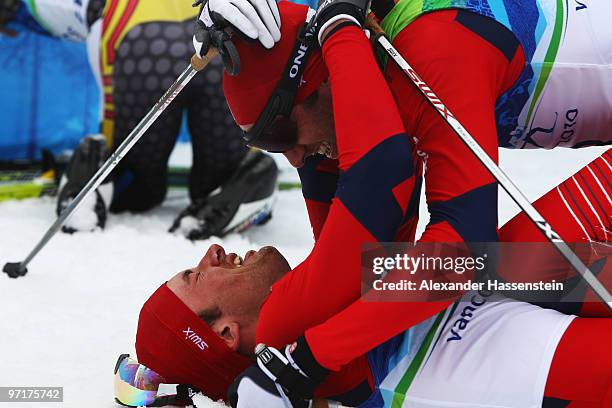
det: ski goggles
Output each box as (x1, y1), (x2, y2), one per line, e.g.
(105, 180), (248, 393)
(114, 354), (199, 407)
(242, 25), (314, 153)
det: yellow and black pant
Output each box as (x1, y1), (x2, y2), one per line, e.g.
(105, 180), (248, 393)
(96, 0), (247, 211)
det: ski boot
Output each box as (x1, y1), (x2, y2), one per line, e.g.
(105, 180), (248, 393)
(169, 150), (278, 240)
(56, 135), (113, 233)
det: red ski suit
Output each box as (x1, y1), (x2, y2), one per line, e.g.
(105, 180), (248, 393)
(256, 11), (612, 406)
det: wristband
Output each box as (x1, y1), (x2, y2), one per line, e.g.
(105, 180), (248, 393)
(320, 19), (360, 46)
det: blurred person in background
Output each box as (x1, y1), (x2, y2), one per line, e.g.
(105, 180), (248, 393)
(17, 0), (278, 239)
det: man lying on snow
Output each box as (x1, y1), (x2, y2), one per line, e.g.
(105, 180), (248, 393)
(115, 152), (611, 408)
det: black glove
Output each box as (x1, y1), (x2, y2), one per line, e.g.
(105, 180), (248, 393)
(307, 0), (372, 46)
(228, 337), (329, 408)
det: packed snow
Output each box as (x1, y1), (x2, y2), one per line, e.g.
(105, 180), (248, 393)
(0, 145), (607, 407)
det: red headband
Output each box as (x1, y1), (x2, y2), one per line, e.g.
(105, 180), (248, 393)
(135, 283), (251, 401)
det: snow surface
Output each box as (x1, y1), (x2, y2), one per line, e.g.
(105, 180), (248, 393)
(0, 145), (607, 408)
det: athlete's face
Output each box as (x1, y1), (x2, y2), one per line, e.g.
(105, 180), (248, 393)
(284, 82), (336, 167)
(241, 81), (336, 168)
(167, 244), (290, 355)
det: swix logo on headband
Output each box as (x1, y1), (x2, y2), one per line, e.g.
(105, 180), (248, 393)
(183, 327), (209, 351)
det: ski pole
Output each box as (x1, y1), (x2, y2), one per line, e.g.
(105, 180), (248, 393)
(365, 16), (612, 311)
(2, 50), (217, 278)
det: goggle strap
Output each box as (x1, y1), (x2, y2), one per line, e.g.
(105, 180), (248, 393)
(242, 23), (316, 149)
(144, 383), (199, 407)
(276, 24), (315, 109)
(114, 354), (130, 375)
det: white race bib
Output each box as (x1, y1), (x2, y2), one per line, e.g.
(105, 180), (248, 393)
(509, 0), (612, 149)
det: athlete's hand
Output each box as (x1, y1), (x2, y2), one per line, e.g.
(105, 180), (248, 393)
(193, 0), (281, 57)
(307, 0), (372, 45)
(228, 339), (328, 408)
(228, 364), (305, 408)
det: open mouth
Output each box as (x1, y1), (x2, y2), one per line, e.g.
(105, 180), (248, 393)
(230, 250), (258, 267)
(229, 253), (244, 266)
(208, 244), (259, 268)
